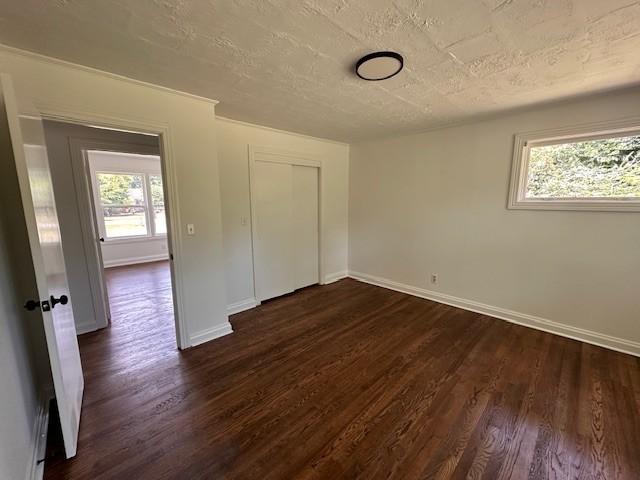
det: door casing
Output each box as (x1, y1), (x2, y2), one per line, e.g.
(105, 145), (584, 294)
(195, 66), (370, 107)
(37, 106), (189, 349)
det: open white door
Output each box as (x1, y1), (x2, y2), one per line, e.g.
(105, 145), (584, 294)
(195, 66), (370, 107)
(81, 153), (112, 326)
(0, 74), (84, 458)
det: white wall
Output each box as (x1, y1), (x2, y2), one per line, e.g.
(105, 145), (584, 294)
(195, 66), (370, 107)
(88, 151), (169, 268)
(101, 239), (168, 267)
(350, 87), (640, 355)
(0, 45), (230, 347)
(217, 117), (349, 311)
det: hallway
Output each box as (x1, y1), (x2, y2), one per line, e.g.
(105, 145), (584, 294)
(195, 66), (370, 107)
(98, 260), (176, 365)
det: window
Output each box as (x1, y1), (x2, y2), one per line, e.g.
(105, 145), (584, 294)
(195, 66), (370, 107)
(97, 173), (148, 238)
(95, 171), (167, 240)
(508, 120), (640, 211)
(149, 175), (166, 235)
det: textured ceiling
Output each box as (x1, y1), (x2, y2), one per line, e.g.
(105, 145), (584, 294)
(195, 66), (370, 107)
(0, 0), (639, 142)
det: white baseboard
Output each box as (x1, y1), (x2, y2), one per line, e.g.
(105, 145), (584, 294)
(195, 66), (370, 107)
(27, 395), (51, 480)
(348, 271), (640, 358)
(323, 270), (348, 284)
(190, 322), (234, 347)
(103, 253), (169, 268)
(227, 298), (258, 315)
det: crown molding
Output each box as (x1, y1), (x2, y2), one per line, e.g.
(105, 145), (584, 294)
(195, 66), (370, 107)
(216, 115), (349, 147)
(350, 83), (640, 145)
(0, 43), (219, 106)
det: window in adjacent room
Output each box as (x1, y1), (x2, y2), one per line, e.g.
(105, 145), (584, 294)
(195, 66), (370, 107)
(97, 172), (148, 238)
(508, 120), (640, 211)
(149, 174), (167, 235)
(94, 169), (166, 240)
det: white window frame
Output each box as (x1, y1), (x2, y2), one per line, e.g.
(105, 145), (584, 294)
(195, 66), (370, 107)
(93, 170), (168, 242)
(508, 117), (640, 212)
(148, 173), (167, 236)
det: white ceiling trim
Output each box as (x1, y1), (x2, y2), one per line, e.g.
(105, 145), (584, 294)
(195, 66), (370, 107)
(0, 43), (219, 106)
(216, 116), (349, 147)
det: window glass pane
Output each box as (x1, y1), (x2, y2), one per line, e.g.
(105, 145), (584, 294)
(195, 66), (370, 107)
(103, 206), (148, 238)
(526, 134), (640, 199)
(97, 173), (144, 206)
(149, 175), (167, 235)
(149, 175), (164, 207)
(154, 207), (167, 235)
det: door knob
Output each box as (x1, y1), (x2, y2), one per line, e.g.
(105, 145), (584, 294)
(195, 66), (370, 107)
(99, 237), (105, 242)
(24, 299), (51, 312)
(24, 299), (40, 311)
(50, 295), (69, 308)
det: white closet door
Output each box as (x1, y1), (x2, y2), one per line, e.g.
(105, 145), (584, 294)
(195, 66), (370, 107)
(253, 161), (294, 301)
(292, 165), (319, 289)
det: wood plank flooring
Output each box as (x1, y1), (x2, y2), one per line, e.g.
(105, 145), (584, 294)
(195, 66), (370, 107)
(44, 261), (640, 479)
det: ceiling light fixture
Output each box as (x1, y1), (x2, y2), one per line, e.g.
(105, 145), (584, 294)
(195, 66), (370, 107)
(355, 51), (404, 81)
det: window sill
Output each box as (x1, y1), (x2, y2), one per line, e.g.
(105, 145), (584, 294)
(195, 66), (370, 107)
(103, 235), (167, 245)
(507, 198), (640, 212)
(508, 117), (640, 214)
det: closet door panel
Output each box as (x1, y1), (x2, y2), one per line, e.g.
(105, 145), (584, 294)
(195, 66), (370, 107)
(253, 161), (294, 301)
(292, 165), (319, 289)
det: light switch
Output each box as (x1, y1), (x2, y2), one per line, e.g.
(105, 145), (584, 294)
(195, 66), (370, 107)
(241, 216), (247, 226)
(187, 223), (195, 235)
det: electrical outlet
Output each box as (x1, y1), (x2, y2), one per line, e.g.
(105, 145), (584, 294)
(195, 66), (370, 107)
(430, 273), (438, 285)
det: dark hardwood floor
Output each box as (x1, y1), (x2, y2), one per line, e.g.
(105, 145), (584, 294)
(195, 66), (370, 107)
(44, 261), (640, 479)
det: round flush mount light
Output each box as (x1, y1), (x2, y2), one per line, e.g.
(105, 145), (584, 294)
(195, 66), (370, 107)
(355, 51), (404, 81)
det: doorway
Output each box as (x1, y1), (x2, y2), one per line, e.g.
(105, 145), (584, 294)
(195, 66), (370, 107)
(43, 120), (178, 349)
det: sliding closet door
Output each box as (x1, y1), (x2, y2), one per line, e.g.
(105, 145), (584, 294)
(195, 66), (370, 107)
(253, 161), (294, 301)
(292, 165), (319, 289)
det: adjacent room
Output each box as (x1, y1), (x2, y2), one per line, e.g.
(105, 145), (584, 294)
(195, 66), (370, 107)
(0, 1), (638, 479)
